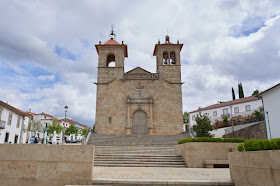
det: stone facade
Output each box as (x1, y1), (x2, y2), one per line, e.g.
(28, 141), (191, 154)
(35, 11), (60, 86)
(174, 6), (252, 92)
(94, 37), (184, 135)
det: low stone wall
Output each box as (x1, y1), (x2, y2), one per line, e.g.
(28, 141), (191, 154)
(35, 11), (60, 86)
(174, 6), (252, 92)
(222, 121), (267, 139)
(229, 150), (280, 186)
(175, 142), (240, 168)
(0, 144), (94, 186)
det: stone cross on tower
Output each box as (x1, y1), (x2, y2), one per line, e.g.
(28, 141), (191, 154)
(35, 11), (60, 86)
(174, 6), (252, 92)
(136, 83), (144, 97)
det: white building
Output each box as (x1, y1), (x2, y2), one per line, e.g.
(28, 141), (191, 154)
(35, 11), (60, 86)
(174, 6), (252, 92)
(256, 83), (280, 139)
(189, 95), (263, 126)
(0, 101), (29, 144)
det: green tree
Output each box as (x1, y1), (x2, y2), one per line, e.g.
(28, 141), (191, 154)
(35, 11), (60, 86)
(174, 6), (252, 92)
(65, 125), (78, 135)
(48, 120), (63, 134)
(238, 82), (245, 98)
(193, 113), (213, 137)
(252, 89), (259, 95)
(81, 128), (88, 136)
(232, 87), (236, 100)
(28, 120), (44, 136)
(92, 125), (95, 132)
(183, 112), (189, 123)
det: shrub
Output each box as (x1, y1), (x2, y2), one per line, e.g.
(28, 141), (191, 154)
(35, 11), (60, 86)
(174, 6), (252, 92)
(178, 137), (245, 144)
(222, 115), (229, 124)
(238, 144), (244, 151)
(239, 138), (280, 151)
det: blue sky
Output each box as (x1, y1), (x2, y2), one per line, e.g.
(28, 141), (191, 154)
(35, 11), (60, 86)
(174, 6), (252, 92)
(0, 0), (280, 126)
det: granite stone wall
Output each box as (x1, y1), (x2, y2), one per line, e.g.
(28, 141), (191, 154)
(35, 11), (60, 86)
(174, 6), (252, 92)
(222, 121), (267, 139)
(229, 150), (280, 186)
(0, 144), (94, 186)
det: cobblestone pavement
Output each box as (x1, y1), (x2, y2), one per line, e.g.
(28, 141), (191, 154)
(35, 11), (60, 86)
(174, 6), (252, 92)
(92, 167), (232, 181)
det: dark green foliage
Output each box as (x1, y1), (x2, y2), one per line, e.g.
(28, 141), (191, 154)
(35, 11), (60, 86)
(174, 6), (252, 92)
(238, 82), (245, 98)
(252, 89), (259, 96)
(183, 112), (189, 124)
(48, 120), (63, 134)
(82, 128), (88, 136)
(232, 87), (236, 100)
(65, 125), (78, 135)
(178, 137), (245, 144)
(222, 115), (229, 124)
(193, 113), (213, 137)
(239, 138), (280, 151)
(238, 144), (244, 151)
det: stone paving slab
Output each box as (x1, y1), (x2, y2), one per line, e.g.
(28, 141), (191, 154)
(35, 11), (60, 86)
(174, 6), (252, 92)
(92, 167), (232, 181)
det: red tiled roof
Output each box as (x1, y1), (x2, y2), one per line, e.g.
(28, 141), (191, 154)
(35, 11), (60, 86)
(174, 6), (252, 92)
(35, 112), (53, 118)
(0, 100), (27, 116)
(189, 95), (261, 114)
(104, 39), (120, 45)
(153, 43), (183, 56)
(95, 39), (128, 57)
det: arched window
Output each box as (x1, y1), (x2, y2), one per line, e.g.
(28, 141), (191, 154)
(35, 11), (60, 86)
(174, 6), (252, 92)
(170, 52), (176, 65)
(163, 52), (168, 65)
(107, 54), (116, 67)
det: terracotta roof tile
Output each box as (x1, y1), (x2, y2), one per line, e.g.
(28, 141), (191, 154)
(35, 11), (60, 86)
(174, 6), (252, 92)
(189, 95), (261, 113)
(104, 39), (120, 45)
(0, 100), (27, 116)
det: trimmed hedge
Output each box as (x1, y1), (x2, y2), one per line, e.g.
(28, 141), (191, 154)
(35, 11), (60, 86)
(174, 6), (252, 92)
(238, 138), (280, 151)
(178, 137), (245, 144)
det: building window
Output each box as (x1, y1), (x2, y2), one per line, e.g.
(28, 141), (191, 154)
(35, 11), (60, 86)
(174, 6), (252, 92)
(223, 108), (228, 115)
(192, 115), (195, 121)
(5, 132), (9, 143)
(245, 105), (251, 111)
(7, 112), (13, 126)
(234, 107), (239, 114)
(109, 117), (112, 124)
(170, 52), (176, 65)
(213, 111), (217, 117)
(14, 135), (18, 143)
(16, 116), (20, 128)
(163, 52), (169, 65)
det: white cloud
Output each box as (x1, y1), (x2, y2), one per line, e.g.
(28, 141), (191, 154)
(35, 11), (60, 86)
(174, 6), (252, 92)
(37, 75), (55, 81)
(0, 0), (280, 126)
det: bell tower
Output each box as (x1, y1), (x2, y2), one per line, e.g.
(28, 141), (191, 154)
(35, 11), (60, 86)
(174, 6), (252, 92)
(153, 35), (183, 83)
(95, 27), (128, 82)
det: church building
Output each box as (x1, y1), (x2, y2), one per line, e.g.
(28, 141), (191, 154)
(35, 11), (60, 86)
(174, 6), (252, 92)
(94, 31), (184, 135)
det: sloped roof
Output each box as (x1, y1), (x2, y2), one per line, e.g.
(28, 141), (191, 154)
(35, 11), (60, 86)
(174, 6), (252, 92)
(256, 83), (280, 97)
(95, 39), (128, 57)
(35, 112), (53, 118)
(189, 95), (261, 114)
(0, 100), (27, 116)
(125, 67), (151, 74)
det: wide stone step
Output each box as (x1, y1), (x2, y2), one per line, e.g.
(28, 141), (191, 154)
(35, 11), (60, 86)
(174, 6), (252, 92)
(92, 179), (234, 185)
(95, 160), (185, 165)
(94, 164), (187, 167)
(95, 156), (183, 161)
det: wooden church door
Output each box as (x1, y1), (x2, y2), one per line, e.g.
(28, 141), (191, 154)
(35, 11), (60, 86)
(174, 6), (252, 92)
(132, 110), (148, 134)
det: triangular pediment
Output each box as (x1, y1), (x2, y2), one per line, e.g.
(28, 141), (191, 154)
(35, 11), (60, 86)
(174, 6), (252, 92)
(126, 67), (151, 74)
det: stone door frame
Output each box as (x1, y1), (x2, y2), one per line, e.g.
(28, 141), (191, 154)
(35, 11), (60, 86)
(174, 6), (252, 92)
(126, 96), (155, 134)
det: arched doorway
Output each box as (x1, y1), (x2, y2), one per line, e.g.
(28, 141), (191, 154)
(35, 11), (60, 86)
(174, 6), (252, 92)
(132, 110), (148, 134)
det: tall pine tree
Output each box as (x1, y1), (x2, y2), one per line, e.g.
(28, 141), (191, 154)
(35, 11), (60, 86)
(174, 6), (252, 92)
(232, 87), (236, 100)
(238, 82), (244, 98)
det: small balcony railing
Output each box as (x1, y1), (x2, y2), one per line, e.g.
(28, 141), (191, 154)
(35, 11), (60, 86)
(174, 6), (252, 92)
(0, 120), (6, 129)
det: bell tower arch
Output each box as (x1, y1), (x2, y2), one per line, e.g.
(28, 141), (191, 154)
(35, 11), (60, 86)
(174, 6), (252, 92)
(153, 35), (183, 83)
(95, 28), (128, 82)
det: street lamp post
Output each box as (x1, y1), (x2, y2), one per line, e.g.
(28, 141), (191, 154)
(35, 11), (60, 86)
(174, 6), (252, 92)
(63, 105), (68, 142)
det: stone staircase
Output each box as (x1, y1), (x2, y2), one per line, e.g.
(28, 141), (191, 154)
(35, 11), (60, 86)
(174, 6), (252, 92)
(94, 145), (186, 167)
(88, 134), (190, 168)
